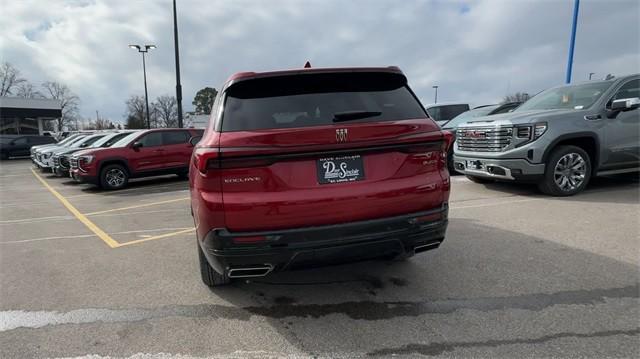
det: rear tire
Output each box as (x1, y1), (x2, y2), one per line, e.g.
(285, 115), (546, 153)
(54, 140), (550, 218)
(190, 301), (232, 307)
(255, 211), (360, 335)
(198, 241), (230, 287)
(465, 175), (494, 184)
(538, 145), (591, 196)
(100, 164), (129, 190)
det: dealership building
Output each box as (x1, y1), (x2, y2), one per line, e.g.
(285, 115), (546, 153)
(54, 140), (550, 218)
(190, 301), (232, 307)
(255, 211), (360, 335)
(0, 96), (62, 135)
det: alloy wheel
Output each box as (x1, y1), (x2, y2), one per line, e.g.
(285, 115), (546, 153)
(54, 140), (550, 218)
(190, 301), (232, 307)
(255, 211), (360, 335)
(105, 168), (126, 187)
(553, 152), (586, 192)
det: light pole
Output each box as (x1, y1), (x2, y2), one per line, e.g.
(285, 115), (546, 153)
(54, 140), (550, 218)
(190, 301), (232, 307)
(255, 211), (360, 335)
(432, 85), (439, 104)
(565, 0), (580, 84)
(589, 72), (595, 80)
(129, 44), (156, 129)
(173, 0), (184, 128)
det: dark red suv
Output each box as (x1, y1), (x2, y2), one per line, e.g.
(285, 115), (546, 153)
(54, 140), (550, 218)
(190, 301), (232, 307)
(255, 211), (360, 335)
(190, 67), (452, 286)
(70, 128), (203, 189)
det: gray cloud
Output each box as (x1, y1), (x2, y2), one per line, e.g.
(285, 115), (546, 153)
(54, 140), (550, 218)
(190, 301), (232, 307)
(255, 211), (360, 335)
(2, 0), (638, 123)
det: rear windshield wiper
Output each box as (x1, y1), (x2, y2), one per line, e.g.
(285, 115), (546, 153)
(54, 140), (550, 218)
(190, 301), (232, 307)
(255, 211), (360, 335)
(333, 111), (382, 122)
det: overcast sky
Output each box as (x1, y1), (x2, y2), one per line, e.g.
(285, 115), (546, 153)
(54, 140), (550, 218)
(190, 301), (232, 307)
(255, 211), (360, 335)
(2, 0), (639, 123)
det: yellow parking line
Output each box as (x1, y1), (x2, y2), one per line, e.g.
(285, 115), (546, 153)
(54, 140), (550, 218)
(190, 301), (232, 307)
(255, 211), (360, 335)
(85, 197), (189, 216)
(30, 169), (120, 248)
(116, 228), (195, 247)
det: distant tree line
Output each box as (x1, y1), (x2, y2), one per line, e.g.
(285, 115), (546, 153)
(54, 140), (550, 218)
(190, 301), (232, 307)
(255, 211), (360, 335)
(124, 94), (180, 129)
(3, 62), (224, 131)
(503, 92), (531, 103)
(124, 86), (218, 129)
(1, 62), (80, 131)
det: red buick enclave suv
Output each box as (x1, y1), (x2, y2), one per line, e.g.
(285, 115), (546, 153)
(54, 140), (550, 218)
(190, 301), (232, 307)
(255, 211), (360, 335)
(190, 67), (453, 286)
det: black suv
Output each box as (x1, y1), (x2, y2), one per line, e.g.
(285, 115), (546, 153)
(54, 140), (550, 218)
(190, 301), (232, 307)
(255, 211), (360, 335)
(1, 135), (57, 160)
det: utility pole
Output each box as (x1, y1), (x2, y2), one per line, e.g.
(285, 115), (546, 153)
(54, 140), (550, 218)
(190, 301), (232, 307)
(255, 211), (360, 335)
(432, 85), (439, 104)
(565, 0), (580, 84)
(173, 0), (184, 128)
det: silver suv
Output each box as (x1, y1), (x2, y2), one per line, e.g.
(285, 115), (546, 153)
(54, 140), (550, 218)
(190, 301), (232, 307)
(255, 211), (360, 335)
(453, 74), (639, 196)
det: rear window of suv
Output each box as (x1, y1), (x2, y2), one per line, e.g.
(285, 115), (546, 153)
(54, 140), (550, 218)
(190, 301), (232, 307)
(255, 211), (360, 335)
(221, 72), (427, 131)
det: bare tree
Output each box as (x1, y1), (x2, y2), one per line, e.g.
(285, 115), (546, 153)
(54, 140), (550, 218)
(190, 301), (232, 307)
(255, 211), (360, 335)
(153, 95), (178, 128)
(0, 62), (27, 96)
(503, 92), (530, 103)
(86, 116), (112, 130)
(16, 83), (43, 99)
(41, 81), (80, 131)
(125, 95), (147, 129)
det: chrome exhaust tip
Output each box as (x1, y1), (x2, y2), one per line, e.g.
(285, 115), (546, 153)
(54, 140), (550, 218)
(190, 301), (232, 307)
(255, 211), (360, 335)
(414, 242), (441, 253)
(227, 264), (274, 278)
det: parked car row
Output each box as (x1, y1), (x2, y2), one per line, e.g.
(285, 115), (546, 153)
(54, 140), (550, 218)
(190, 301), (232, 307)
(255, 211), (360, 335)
(31, 128), (203, 190)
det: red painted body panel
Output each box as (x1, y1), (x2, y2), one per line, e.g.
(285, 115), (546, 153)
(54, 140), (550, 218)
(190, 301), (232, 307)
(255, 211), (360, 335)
(191, 118), (451, 233)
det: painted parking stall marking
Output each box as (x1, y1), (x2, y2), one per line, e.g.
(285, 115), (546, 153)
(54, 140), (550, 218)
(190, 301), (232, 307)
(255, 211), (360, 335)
(29, 168), (193, 248)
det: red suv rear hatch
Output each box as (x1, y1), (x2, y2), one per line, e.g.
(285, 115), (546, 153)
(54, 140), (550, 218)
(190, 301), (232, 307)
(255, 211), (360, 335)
(207, 70), (449, 232)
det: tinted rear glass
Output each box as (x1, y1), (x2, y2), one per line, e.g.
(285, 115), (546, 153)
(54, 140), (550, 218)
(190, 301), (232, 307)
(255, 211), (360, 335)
(221, 72), (427, 131)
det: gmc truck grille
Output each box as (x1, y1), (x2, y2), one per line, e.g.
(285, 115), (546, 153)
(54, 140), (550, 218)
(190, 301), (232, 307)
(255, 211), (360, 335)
(59, 156), (70, 169)
(457, 127), (513, 152)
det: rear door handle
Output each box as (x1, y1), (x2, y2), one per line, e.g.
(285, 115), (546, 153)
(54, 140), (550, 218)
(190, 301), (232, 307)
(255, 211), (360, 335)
(584, 114), (602, 121)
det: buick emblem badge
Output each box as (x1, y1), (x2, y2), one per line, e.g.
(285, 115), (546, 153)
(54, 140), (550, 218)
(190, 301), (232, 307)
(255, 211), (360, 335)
(336, 128), (348, 143)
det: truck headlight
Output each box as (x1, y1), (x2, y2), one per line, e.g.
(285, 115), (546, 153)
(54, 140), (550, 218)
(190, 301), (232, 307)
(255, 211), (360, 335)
(533, 122), (547, 139)
(43, 152), (53, 159)
(79, 155), (94, 165)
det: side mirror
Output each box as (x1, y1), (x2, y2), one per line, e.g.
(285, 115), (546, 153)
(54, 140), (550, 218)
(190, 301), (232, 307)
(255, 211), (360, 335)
(610, 97), (640, 111)
(132, 141), (143, 150)
(189, 136), (202, 147)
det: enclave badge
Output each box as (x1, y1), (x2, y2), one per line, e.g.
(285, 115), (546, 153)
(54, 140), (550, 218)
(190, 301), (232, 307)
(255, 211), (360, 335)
(336, 128), (348, 143)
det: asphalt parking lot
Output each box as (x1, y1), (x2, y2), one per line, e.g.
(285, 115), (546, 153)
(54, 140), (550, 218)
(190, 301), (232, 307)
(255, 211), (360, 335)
(0, 158), (638, 358)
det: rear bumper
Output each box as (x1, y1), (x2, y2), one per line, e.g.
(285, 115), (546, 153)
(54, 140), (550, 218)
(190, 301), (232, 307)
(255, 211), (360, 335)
(452, 155), (545, 182)
(199, 207), (448, 276)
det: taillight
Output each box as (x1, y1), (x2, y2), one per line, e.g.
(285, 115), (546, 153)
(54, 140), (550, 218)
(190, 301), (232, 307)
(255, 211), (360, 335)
(194, 147), (220, 173)
(441, 130), (454, 152)
(195, 148), (274, 173)
(211, 157), (274, 169)
(439, 131), (455, 168)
